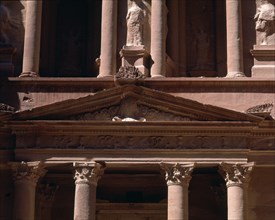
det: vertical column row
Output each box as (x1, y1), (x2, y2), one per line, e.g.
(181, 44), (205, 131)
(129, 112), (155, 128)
(161, 162), (254, 220)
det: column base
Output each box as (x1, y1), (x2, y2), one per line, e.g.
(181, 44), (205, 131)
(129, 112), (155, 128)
(120, 45), (150, 77)
(19, 72), (39, 77)
(251, 45), (275, 78)
(225, 72), (246, 78)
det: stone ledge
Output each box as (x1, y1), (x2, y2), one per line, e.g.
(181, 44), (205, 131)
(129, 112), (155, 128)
(1, 77), (275, 92)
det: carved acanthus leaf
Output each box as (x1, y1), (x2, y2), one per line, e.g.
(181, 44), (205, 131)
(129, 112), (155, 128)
(219, 163), (255, 187)
(160, 163), (195, 186)
(246, 103), (273, 115)
(0, 103), (15, 112)
(73, 162), (106, 185)
(10, 161), (47, 183)
(115, 66), (146, 80)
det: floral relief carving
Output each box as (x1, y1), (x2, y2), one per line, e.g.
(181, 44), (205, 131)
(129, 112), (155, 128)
(160, 163), (195, 186)
(74, 162), (106, 186)
(219, 163), (255, 187)
(10, 161), (47, 183)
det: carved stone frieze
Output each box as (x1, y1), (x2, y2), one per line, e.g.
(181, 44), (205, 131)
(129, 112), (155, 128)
(160, 163), (195, 186)
(73, 162), (106, 186)
(245, 103), (273, 117)
(70, 106), (119, 121)
(32, 135), (248, 149)
(69, 103), (192, 122)
(219, 162), (255, 187)
(115, 66), (145, 80)
(0, 103), (15, 112)
(248, 137), (275, 150)
(10, 161), (47, 183)
(139, 105), (192, 121)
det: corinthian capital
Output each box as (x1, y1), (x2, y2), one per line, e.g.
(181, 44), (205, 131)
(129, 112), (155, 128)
(219, 162), (255, 187)
(160, 163), (195, 186)
(10, 161), (47, 184)
(73, 162), (106, 186)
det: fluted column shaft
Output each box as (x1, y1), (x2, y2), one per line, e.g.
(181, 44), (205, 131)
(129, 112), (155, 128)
(21, 0), (43, 77)
(98, 0), (117, 77)
(11, 162), (46, 220)
(73, 162), (105, 220)
(151, 0), (167, 77)
(161, 163), (195, 220)
(226, 0), (244, 77)
(220, 162), (254, 220)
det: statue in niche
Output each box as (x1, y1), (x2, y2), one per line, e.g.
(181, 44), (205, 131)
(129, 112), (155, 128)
(126, 0), (145, 46)
(255, 3), (275, 45)
(193, 28), (213, 70)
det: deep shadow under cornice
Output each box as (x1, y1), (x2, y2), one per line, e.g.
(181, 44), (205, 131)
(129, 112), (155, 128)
(1, 77), (275, 93)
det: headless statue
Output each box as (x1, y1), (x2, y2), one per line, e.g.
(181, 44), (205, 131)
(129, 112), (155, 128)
(126, 0), (145, 46)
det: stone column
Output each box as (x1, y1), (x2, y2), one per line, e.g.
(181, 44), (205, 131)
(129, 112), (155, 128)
(151, 0), (167, 77)
(225, 0), (244, 77)
(161, 163), (195, 220)
(10, 161), (47, 220)
(20, 0), (43, 77)
(98, 0), (117, 78)
(73, 162), (105, 220)
(220, 162), (254, 220)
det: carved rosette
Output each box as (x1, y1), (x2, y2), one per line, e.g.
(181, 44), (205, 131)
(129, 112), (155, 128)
(73, 162), (106, 186)
(219, 162), (255, 188)
(160, 163), (195, 186)
(10, 161), (47, 184)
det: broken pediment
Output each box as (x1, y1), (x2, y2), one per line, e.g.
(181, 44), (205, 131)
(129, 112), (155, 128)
(12, 85), (262, 122)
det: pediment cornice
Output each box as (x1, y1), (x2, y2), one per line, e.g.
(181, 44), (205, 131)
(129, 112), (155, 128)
(11, 85), (263, 123)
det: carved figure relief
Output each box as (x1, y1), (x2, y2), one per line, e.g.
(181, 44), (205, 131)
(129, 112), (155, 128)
(126, 0), (146, 46)
(255, 3), (275, 45)
(0, 2), (21, 45)
(0, 3), (12, 44)
(194, 28), (214, 70)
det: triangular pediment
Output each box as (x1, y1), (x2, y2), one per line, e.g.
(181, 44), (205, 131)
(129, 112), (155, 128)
(12, 85), (262, 122)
